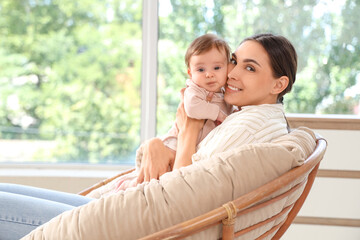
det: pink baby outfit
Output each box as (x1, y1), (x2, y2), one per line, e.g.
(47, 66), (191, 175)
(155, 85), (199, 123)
(163, 79), (232, 151)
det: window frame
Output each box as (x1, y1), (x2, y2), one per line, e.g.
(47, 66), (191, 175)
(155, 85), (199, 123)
(141, 0), (158, 142)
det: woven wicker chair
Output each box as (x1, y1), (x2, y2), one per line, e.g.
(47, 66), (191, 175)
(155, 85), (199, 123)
(79, 137), (327, 240)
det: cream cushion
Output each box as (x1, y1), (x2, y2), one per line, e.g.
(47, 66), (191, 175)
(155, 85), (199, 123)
(22, 127), (316, 240)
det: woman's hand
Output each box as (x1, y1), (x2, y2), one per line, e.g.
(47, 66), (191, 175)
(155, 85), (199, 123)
(173, 88), (204, 169)
(175, 88), (204, 134)
(136, 138), (175, 184)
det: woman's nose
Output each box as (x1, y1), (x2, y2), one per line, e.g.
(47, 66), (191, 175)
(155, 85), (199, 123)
(227, 62), (235, 74)
(227, 64), (236, 80)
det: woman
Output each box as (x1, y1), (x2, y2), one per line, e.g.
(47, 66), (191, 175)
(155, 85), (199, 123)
(0, 33), (297, 239)
(137, 33), (296, 183)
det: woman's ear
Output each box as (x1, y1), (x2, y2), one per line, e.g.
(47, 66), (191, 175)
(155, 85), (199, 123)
(272, 76), (289, 94)
(187, 68), (192, 78)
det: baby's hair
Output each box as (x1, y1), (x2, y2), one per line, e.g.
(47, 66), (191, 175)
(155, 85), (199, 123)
(185, 34), (231, 68)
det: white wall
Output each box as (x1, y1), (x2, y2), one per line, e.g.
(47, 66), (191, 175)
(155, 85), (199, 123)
(283, 129), (360, 240)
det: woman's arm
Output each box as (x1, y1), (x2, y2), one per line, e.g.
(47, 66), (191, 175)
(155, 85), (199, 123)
(136, 89), (204, 182)
(173, 101), (204, 169)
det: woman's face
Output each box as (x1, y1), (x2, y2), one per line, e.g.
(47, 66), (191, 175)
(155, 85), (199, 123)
(224, 40), (280, 107)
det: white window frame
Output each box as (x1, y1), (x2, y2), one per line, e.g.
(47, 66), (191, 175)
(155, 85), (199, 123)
(0, 0), (160, 185)
(141, 0), (158, 142)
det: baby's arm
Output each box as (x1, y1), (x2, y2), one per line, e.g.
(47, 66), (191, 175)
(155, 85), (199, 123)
(184, 87), (221, 121)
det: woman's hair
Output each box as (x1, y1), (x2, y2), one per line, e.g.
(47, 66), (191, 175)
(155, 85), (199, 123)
(241, 33), (298, 103)
(185, 33), (231, 68)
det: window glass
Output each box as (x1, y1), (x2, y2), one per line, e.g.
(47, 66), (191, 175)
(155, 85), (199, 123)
(157, 0), (360, 135)
(0, 0), (142, 163)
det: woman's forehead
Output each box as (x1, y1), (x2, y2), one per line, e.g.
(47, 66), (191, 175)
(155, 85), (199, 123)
(234, 40), (269, 64)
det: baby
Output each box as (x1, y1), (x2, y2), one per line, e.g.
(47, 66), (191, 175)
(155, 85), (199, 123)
(110, 34), (232, 194)
(162, 33), (233, 152)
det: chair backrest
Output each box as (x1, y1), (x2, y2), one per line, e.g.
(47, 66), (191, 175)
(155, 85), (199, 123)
(140, 137), (327, 240)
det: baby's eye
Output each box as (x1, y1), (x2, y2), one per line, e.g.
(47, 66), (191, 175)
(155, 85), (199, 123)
(230, 59), (237, 65)
(246, 66), (255, 72)
(197, 68), (205, 72)
(214, 66), (221, 70)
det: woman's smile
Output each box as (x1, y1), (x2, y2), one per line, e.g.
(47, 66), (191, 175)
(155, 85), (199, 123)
(226, 84), (242, 92)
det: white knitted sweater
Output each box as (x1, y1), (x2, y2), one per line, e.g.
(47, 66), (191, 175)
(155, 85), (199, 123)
(192, 104), (288, 162)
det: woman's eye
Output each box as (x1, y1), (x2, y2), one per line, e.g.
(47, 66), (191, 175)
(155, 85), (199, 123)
(246, 66), (255, 72)
(230, 59), (237, 65)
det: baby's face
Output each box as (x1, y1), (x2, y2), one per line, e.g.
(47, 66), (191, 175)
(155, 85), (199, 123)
(188, 47), (228, 92)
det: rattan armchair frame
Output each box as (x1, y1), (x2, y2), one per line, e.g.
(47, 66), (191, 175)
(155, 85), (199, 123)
(79, 137), (327, 240)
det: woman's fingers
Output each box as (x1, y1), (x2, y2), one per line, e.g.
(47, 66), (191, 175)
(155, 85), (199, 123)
(206, 92), (214, 102)
(180, 87), (186, 100)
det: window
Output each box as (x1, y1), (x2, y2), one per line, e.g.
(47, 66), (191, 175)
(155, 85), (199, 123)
(1, 0), (359, 164)
(0, 0), (142, 164)
(157, 0), (360, 135)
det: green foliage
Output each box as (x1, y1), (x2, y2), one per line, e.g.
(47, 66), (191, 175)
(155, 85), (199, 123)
(0, 0), (142, 163)
(1, 0), (359, 162)
(157, 0), (360, 136)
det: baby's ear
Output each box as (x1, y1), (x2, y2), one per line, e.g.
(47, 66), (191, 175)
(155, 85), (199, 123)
(272, 76), (289, 95)
(187, 68), (192, 78)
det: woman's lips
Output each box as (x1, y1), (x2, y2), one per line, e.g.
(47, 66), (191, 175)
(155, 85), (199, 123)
(226, 84), (242, 92)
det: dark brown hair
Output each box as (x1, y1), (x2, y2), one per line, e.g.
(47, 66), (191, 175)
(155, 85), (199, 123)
(241, 33), (297, 103)
(185, 34), (231, 68)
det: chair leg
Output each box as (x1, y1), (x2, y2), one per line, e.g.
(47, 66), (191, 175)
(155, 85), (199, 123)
(222, 223), (235, 240)
(222, 202), (237, 240)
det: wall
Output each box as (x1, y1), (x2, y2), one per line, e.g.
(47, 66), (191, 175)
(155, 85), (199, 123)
(283, 129), (360, 240)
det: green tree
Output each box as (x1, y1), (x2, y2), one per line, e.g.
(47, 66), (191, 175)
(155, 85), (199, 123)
(0, 0), (142, 163)
(157, 0), (360, 135)
(1, 0), (359, 163)
(314, 0), (360, 114)
(157, 0), (231, 135)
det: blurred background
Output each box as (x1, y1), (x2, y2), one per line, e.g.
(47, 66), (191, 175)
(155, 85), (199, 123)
(0, 0), (359, 165)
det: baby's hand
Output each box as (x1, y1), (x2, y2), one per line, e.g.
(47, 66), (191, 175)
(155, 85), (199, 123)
(115, 173), (138, 192)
